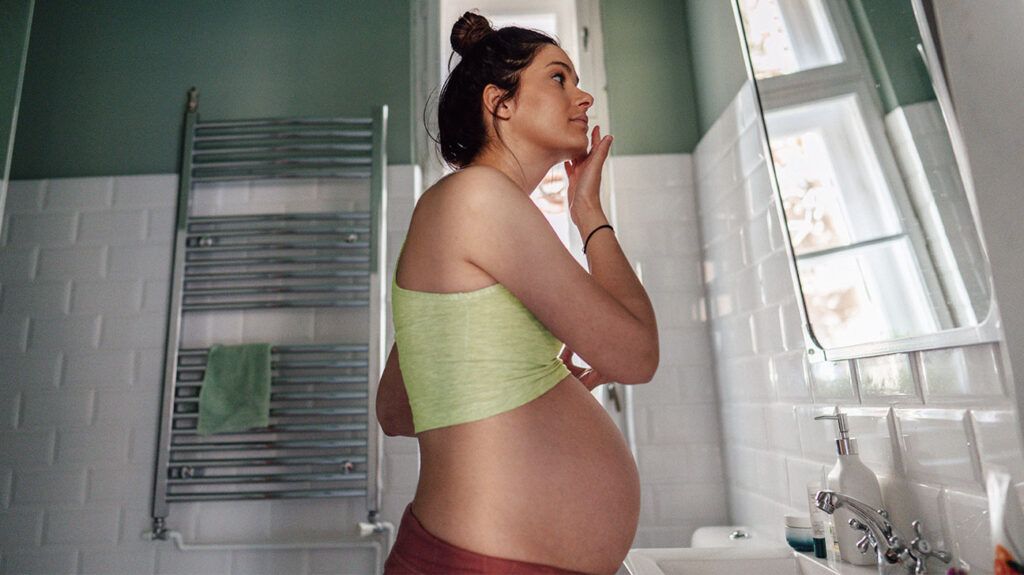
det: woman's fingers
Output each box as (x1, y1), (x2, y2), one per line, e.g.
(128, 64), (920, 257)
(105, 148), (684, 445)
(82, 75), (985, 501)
(566, 127), (613, 208)
(594, 134), (613, 164)
(586, 128), (611, 165)
(581, 370), (598, 388)
(560, 345), (572, 362)
(567, 128), (606, 173)
(579, 369), (609, 390)
(560, 347), (588, 378)
(560, 346), (578, 369)
(560, 346), (611, 388)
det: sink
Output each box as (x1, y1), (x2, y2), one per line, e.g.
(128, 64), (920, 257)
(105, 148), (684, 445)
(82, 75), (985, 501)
(623, 546), (804, 575)
(622, 546), (865, 575)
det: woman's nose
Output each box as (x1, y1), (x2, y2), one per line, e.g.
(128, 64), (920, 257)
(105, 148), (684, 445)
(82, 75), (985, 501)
(577, 89), (594, 110)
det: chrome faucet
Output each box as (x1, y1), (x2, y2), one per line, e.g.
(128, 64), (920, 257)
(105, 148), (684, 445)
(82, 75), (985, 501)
(815, 490), (951, 574)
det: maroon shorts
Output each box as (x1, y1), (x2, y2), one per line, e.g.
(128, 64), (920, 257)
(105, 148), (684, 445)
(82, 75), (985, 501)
(383, 502), (589, 574)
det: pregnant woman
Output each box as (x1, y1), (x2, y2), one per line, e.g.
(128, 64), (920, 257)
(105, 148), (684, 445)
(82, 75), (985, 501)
(377, 12), (659, 575)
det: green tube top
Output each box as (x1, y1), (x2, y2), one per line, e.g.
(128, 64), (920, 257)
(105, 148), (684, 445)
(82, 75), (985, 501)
(391, 267), (571, 434)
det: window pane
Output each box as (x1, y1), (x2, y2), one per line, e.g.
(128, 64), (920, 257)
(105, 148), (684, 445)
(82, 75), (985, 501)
(770, 130), (851, 255)
(797, 237), (940, 347)
(766, 94), (904, 252)
(739, 0), (843, 79)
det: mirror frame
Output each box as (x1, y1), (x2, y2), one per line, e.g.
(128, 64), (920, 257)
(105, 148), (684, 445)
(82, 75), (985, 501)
(729, 0), (1002, 362)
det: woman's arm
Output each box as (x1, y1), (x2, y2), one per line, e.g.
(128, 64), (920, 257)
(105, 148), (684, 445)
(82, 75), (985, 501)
(376, 342), (416, 437)
(566, 130), (658, 381)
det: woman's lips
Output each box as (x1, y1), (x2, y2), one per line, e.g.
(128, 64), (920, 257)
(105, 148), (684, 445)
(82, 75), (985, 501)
(571, 118), (588, 127)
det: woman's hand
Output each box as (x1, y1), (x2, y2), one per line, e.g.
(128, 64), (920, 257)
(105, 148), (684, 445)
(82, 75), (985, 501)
(559, 345), (612, 391)
(564, 125), (613, 228)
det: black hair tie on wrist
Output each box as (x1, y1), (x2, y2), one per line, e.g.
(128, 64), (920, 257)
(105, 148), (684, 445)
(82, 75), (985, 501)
(583, 224), (614, 254)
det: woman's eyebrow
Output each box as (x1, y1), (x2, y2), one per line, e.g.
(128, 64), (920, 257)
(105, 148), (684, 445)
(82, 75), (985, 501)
(546, 61), (580, 86)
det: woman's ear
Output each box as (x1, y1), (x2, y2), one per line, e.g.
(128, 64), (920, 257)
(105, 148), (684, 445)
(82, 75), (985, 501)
(482, 84), (513, 120)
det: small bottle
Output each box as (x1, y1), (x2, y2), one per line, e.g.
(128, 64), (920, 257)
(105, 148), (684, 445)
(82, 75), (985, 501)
(826, 512), (841, 564)
(784, 515), (814, 552)
(805, 481), (828, 558)
(815, 410), (883, 566)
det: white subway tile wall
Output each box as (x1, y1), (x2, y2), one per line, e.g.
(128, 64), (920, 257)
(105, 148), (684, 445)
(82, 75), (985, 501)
(0, 169), (418, 574)
(856, 354), (919, 402)
(694, 83), (1024, 572)
(920, 344), (1005, 401)
(972, 409), (1024, 480)
(610, 154), (729, 548)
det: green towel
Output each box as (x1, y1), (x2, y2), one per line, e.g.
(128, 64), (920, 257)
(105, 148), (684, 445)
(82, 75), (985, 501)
(197, 343), (272, 435)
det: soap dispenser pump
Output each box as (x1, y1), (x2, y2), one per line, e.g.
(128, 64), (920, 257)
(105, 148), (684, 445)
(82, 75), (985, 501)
(814, 410), (883, 566)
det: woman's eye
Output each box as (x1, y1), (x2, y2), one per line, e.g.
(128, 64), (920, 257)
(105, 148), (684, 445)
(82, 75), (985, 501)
(553, 73), (565, 84)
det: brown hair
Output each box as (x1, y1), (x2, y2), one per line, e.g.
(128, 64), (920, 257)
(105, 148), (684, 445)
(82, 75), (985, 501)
(434, 11), (559, 169)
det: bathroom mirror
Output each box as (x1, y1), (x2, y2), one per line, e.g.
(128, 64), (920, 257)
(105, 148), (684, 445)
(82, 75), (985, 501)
(732, 0), (1000, 360)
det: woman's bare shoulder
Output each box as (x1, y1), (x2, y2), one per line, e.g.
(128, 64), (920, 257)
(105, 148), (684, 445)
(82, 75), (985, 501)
(423, 166), (520, 202)
(408, 168), (513, 236)
(400, 168), (520, 290)
(412, 168), (530, 239)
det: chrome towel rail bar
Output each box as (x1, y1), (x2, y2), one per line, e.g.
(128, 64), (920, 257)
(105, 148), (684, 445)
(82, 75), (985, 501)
(150, 88), (390, 569)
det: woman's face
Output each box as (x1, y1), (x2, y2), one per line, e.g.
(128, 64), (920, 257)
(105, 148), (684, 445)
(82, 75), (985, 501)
(503, 44), (594, 161)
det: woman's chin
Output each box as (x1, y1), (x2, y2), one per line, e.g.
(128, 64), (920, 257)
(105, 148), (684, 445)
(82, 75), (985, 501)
(553, 137), (591, 162)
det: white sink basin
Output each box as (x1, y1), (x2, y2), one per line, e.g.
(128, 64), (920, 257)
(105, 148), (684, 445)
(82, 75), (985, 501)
(623, 546), (803, 575)
(622, 546), (871, 575)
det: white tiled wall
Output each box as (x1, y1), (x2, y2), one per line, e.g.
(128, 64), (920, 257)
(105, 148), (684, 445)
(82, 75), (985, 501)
(694, 84), (1024, 573)
(609, 154), (729, 548)
(0, 168), (420, 574)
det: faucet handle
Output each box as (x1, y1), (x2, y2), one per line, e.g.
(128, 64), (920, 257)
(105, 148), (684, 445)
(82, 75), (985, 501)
(877, 508), (894, 538)
(856, 534), (872, 554)
(851, 505), (894, 535)
(909, 520), (952, 572)
(910, 521), (932, 555)
(848, 517), (876, 554)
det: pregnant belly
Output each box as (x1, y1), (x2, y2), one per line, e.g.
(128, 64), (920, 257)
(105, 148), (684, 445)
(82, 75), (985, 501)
(411, 375), (641, 575)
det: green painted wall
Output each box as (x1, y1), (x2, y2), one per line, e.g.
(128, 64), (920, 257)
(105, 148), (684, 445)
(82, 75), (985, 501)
(683, 0), (746, 139)
(601, 0), (699, 154)
(680, 0), (934, 139)
(2, 0), (34, 185)
(848, 0), (934, 113)
(11, 0), (411, 179)
(11, 0), (764, 173)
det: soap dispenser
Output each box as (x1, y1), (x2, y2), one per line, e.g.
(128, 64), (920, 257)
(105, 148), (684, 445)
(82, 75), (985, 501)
(814, 410), (883, 566)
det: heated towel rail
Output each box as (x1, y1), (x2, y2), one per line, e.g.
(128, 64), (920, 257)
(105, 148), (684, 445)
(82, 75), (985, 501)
(149, 88), (389, 551)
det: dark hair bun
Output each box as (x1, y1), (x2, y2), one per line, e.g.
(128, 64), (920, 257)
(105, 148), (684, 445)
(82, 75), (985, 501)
(451, 11), (494, 55)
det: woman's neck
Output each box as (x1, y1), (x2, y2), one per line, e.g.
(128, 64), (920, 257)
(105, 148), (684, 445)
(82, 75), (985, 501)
(468, 145), (556, 196)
